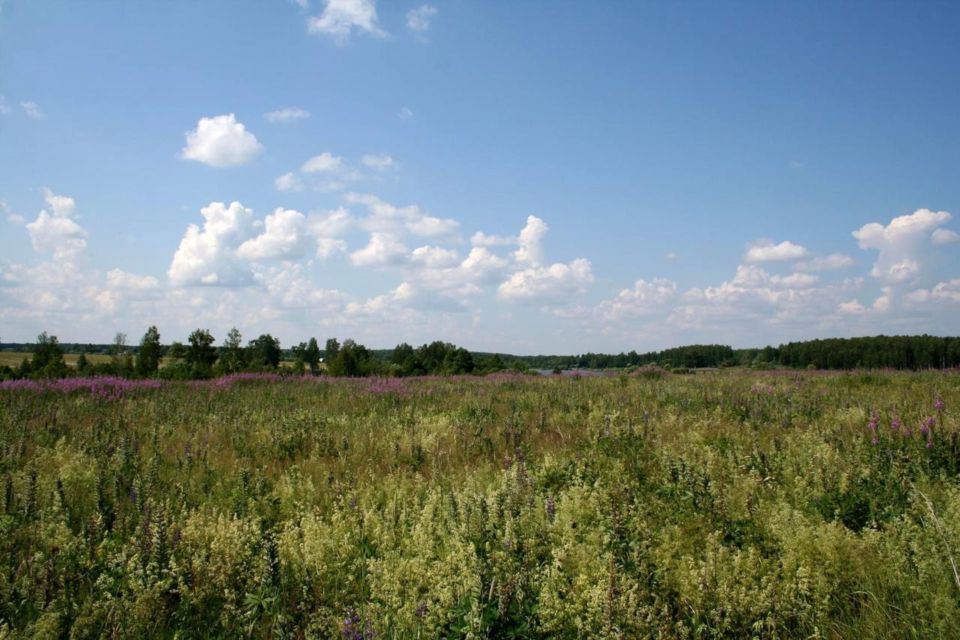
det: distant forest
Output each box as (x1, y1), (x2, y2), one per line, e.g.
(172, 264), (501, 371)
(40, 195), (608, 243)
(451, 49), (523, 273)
(1, 332), (959, 381)
(518, 335), (960, 371)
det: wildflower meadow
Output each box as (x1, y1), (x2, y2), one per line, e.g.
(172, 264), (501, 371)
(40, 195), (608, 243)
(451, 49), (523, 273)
(1, 369), (959, 638)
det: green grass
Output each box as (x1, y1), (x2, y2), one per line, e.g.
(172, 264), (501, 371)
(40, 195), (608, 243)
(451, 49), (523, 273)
(0, 370), (958, 638)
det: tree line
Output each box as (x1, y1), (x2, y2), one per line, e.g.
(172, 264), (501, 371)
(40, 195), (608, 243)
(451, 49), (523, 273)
(0, 328), (521, 381)
(2, 331), (958, 381)
(532, 336), (960, 371)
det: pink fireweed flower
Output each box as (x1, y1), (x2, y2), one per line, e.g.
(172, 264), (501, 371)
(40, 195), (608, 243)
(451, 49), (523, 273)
(867, 413), (879, 432)
(891, 416), (901, 431)
(920, 416), (935, 437)
(0, 376), (162, 400)
(365, 377), (408, 395)
(934, 396), (945, 412)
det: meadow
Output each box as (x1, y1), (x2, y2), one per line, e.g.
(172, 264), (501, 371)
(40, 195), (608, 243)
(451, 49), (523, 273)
(0, 353), (115, 370)
(0, 369), (958, 639)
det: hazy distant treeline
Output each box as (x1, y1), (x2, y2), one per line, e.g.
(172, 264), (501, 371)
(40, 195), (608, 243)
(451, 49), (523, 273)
(523, 336), (960, 371)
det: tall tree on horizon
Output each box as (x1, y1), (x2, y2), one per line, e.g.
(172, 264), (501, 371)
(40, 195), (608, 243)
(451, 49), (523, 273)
(186, 329), (217, 375)
(218, 327), (246, 374)
(136, 326), (162, 376)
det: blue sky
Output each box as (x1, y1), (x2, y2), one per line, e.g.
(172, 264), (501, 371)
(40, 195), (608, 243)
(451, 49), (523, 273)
(1, 0), (959, 354)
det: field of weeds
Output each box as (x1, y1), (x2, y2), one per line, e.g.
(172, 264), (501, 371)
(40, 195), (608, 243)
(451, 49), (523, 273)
(1, 370), (959, 638)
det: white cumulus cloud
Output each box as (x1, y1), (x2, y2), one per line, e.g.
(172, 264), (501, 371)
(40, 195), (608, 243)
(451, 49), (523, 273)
(411, 245), (460, 269)
(168, 201), (256, 286)
(301, 152), (343, 173)
(498, 258), (594, 303)
(931, 228), (960, 245)
(597, 278), (677, 320)
(350, 232), (409, 267)
(346, 193), (459, 239)
(181, 114), (262, 167)
(514, 215), (548, 266)
(237, 208), (308, 261)
(308, 207), (355, 237)
(406, 215), (460, 239)
(26, 189), (87, 262)
(853, 208), (952, 284)
(905, 280), (960, 304)
(307, 0), (385, 43)
(274, 172), (302, 192)
(744, 239), (808, 263)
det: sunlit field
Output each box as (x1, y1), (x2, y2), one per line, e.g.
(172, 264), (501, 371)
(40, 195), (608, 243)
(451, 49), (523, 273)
(0, 353), (115, 370)
(1, 370), (958, 638)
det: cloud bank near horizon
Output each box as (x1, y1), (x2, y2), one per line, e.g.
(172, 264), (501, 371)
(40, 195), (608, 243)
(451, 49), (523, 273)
(2, 175), (957, 352)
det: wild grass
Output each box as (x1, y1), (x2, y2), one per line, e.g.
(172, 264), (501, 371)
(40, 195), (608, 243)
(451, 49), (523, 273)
(0, 370), (958, 638)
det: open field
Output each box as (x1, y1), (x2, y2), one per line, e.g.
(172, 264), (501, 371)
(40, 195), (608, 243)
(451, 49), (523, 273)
(0, 352), (116, 369)
(1, 370), (959, 638)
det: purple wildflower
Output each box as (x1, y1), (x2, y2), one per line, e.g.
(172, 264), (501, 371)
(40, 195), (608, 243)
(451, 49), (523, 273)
(365, 377), (408, 395)
(342, 611), (362, 640)
(0, 376), (162, 400)
(920, 416), (935, 437)
(891, 416), (901, 431)
(415, 601), (429, 619)
(934, 396), (945, 412)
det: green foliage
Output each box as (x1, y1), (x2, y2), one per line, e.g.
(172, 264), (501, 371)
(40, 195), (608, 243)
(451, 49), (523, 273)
(1, 370), (960, 637)
(390, 341), (476, 376)
(217, 327), (247, 374)
(324, 337), (340, 362)
(302, 337), (321, 374)
(775, 334), (960, 369)
(488, 335), (960, 372)
(291, 337), (322, 374)
(187, 328), (217, 376)
(75, 352), (91, 375)
(30, 331), (68, 378)
(326, 338), (375, 377)
(135, 326), (162, 377)
(167, 340), (186, 361)
(247, 334), (282, 370)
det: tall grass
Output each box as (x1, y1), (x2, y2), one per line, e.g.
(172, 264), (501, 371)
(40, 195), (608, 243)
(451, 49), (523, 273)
(0, 370), (957, 638)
